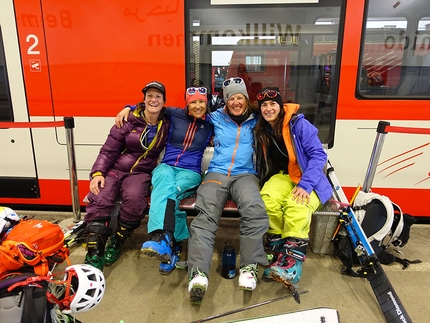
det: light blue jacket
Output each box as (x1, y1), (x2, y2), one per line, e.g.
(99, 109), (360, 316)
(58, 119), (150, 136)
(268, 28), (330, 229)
(208, 107), (257, 176)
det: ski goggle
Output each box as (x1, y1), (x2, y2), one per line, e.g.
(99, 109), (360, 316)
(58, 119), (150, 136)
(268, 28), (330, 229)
(257, 89), (281, 101)
(187, 87), (207, 95)
(223, 77), (244, 87)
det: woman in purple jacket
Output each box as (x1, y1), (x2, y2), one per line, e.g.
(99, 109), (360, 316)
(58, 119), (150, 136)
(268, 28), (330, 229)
(83, 81), (170, 271)
(254, 87), (332, 293)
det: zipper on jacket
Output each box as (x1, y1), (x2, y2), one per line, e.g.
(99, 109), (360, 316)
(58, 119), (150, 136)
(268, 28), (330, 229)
(131, 120), (165, 172)
(227, 125), (241, 176)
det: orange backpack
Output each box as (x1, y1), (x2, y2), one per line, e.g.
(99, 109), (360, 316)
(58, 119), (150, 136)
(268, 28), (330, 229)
(0, 219), (70, 279)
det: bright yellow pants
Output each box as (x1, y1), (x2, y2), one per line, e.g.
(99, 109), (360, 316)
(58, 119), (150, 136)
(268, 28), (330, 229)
(260, 172), (321, 239)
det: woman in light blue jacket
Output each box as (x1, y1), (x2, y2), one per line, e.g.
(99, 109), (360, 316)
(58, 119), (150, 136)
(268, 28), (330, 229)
(187, 78), (269, 304)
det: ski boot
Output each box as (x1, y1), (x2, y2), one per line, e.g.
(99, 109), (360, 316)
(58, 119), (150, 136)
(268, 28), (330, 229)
(263, 234), (286, 278)
(188, 268), (208, 305)
(141, 230), (174, 262)
(104, 220), (140, 266)
(159, 245), (181, 275)
(268, 238), (308, 303)
(84, 221), (112, 271)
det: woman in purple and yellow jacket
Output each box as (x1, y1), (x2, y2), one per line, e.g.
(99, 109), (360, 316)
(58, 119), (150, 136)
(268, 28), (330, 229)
(84, 81), (170, 271)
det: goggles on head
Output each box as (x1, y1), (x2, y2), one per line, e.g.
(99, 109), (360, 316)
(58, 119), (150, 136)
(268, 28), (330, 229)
(257, 89), (281, 101)
(223, 77), (244, 87)
(187, 87), (207, 95)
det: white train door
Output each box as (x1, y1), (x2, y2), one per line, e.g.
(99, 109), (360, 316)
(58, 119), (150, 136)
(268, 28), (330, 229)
(0, 0), (39, 199)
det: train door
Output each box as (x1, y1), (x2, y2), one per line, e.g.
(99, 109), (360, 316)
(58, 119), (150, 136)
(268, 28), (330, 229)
(0, 0), (39, 199)
(186, 0), (343, 146)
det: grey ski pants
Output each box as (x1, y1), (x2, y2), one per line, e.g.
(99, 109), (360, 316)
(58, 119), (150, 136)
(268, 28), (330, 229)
(187, 172), (269, 277)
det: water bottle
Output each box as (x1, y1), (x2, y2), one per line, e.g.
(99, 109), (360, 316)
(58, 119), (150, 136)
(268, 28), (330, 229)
(221, 242), (236, 279)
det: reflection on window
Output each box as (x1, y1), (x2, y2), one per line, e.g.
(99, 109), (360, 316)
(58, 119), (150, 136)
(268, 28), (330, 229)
(0, 28), (13, 122)
(359, 3), (430, 97)
(245, 54), (264, 73)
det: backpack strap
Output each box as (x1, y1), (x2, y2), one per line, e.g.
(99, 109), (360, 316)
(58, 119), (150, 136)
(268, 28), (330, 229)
(333, 233), (361, 277)
(24, 286), (41, 323)
(353, 191), (394, 243)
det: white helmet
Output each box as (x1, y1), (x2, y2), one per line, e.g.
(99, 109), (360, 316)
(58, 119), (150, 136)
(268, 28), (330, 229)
(0, 206), (20, 234)
(52, 264), (106, 314)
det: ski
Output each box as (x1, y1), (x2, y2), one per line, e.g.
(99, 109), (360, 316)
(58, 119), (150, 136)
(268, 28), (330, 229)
(63, 220), (86, 247)
(340, 206), (412, 322)
(327, 161), (412, 323)
(368, 262), (411, 322)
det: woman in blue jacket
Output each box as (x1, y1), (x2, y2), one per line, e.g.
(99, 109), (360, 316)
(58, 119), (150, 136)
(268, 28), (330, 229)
(254, 87), (332, 292)
(187, 78), (269, 304)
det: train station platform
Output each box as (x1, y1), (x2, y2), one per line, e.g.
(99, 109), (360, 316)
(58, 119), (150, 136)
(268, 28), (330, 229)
(16, 211), (430, 323)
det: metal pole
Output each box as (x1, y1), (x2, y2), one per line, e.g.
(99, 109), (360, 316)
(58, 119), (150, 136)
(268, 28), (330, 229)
(362, 121), (390, 193)
(64, 117), (81, 222)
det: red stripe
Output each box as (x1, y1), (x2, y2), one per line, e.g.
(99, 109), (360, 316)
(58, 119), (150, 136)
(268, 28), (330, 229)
(385, 125), (430, 135)
(0, 121), (64, 128)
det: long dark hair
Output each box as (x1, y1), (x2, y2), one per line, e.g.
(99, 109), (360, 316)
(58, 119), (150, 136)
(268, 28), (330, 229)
(254, 105), (285, 146)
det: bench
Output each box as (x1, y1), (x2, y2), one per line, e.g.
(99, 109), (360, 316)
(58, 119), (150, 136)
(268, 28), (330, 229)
(177, 147), (238, 212)
(83, 147), (238, 212)
(84, 145), (338, 255)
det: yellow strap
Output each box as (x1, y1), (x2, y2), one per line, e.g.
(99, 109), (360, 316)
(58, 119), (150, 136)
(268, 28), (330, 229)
(92, 171), (103, 178)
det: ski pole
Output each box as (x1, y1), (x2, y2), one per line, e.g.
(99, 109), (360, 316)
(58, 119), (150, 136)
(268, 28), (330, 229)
(349, 184), (362, 205)
(190, 289), (310, 323)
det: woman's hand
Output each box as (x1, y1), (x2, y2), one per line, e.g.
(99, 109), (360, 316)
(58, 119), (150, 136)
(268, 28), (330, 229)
(292, 187), (310, 205)
(90, 176), (105, 195)
(115, 107), (132, 128)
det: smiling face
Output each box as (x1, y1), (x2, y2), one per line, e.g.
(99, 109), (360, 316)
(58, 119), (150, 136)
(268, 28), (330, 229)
(260, 99), (281, 128)
(188, 99), (207, 119)
(226, 93), (248, 116)
(144, 88), (165, 116)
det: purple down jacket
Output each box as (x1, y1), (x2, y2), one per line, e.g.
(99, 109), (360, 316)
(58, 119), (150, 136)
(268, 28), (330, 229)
(90, 110), (169, 177)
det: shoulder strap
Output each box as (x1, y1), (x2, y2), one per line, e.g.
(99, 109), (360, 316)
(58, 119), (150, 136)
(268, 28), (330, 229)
(353, 191), (394, 243)
(387, 202), (404, 247)
(18, 279), (49, 323)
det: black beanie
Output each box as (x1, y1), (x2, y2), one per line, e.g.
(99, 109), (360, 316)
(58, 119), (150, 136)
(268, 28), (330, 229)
(257, 87), (283, 108)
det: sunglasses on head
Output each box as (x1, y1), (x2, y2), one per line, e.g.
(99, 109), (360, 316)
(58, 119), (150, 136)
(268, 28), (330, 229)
(187, 87), (207, 95)
(257, 89), (281, 101)
(223, 77), (244, 87)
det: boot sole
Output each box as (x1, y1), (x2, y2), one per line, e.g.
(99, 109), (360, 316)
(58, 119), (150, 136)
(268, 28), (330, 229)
(269, 271), (296, 290)
(141, 248), (171, 262)
(159, 269), (174, 275)
(189, 284), (206, 305)
(159, 254), (180, 275)
(104, 257), (119, 267)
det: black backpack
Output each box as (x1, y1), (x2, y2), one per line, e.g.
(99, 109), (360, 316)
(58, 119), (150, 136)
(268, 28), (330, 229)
(334, 191), (421, 276)
(0, 273), (52, 323)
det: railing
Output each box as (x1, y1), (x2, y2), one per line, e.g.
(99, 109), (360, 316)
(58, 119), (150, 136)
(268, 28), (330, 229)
(0, 117), (81, 222)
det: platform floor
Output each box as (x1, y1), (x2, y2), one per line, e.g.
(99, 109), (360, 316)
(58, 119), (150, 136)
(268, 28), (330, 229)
(16, 211), (430, 323)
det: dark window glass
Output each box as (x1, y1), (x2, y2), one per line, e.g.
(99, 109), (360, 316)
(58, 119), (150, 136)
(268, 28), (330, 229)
(0, 27), (13, 122)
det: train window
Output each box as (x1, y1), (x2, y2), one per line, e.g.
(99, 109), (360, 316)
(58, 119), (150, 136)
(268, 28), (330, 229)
(0, 27), (13, 122)
(186, 0), (343, 145)
(359, 1), (430, 98)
